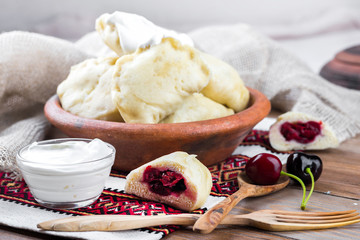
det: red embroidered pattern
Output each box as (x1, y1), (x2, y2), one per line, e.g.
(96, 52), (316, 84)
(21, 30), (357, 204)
(0, 130), (271, 236)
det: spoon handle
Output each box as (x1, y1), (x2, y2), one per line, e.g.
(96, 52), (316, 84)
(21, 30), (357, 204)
(37, 213), (253, 232)
(192, 186), (253, 234)
(38, 214), (199, 231)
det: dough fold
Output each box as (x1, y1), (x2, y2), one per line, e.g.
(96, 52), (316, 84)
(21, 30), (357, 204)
(200, 53), (250, 112)
(161, 93), (234, 123)
(112, 38), (210, 123)
(57, 57), (123, 121)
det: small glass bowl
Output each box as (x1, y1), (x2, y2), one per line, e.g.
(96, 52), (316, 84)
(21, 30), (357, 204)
(16, 138), (115, 209)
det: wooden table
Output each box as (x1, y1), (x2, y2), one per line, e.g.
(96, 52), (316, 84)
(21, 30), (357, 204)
(163, 134), (360, 240)
(1, 126), (359, 240)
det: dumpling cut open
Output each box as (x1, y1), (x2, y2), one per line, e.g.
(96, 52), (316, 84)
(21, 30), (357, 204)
(269, 112), (339, 151)
(125, 151), (212, 212)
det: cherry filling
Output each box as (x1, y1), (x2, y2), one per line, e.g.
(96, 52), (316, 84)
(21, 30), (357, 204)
(280, 121), (322, 144)
(142, 166), (186, 196)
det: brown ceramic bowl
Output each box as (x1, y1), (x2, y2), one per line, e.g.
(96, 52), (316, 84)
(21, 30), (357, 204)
(44, 87), (270, 172)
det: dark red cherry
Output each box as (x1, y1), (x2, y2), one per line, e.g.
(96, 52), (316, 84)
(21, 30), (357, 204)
(286, 152), (322, 185)
(245, 153), (282, 185)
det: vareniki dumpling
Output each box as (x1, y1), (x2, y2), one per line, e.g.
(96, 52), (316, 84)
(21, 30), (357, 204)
(112, 38), (210, 123)
(269, 112), (339, 151)
(96, 13), (125, 57)
(125, 151), (212, 211)
(95, 11), (194, 57)
(161, 93), (234, 123)
(58, 12), (251, 124)
(57, 57), (123, 122)
(201, 53), (250, 112)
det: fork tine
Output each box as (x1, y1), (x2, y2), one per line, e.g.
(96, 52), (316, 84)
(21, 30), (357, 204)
(276, 212), (359, 220)
(276, 215), (360, 225)
(247, 209), (360, 231)
(272, 209), (357, 216)
(268, 219), (360, 231)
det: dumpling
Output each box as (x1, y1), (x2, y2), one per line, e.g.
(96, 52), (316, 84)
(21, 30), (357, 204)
(95, 11), (194, 56)
(96, 13), (125, 56)
(57, 57), (123, 122)
(269, 112), (339, 151)
(200, 53), (250, 112)
(161, 93), (234, 123)
(125, 151), (212, 212)
(112, 38), (210, 123)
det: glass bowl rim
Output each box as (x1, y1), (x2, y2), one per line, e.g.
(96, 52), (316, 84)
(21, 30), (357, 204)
(16, 138), (116, 166)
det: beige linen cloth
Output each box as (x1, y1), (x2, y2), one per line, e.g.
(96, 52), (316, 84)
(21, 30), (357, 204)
(1, 25), (360, 176)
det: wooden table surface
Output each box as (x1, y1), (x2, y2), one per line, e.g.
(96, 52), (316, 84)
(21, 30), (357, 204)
(163, 134), (360, 240)
(1, 123), (359, 240)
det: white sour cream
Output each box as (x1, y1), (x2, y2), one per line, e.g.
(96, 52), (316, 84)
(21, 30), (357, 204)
(99, 11), (194, 54)
(23, 138), (112, 166)
(16, 138), (115, 208)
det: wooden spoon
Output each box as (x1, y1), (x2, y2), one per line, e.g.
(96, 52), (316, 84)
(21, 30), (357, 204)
(193, 171), (289, 234)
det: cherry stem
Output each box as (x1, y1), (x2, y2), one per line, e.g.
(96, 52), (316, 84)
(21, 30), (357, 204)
(280, 170), (306, 209)
(302, 168), (315, 210)
(281, 168), (315, 210)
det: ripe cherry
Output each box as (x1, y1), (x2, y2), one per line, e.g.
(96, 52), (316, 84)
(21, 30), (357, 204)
(284, 152), (323, 210)
(245, 153), (282, 185)
(286, 152), (322, 185)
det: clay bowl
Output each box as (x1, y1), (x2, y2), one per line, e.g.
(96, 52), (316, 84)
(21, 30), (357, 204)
(44, 87), (270, 172)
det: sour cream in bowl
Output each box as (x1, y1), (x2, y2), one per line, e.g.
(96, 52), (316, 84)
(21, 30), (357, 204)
(16, 138), (115, 209)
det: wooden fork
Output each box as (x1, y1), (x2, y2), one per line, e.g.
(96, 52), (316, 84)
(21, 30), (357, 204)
(37, 209), (359, 232)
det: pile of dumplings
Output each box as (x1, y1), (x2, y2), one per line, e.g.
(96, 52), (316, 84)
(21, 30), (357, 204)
(57, 12), (250, 124)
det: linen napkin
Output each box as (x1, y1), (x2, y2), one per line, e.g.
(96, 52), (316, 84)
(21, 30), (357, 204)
(0, 31), (90, 175)
(1, 23), (360, 176)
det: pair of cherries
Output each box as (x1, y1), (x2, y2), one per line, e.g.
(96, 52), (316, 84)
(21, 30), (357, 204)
(245, 152), (323, 210)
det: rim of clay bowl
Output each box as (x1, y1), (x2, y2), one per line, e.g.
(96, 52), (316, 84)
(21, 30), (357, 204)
(44, 87), (271, 136)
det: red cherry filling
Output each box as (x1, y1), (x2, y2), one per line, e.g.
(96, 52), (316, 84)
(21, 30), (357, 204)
(143, 166), (186, 196)
(280, 121), (322, 144)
